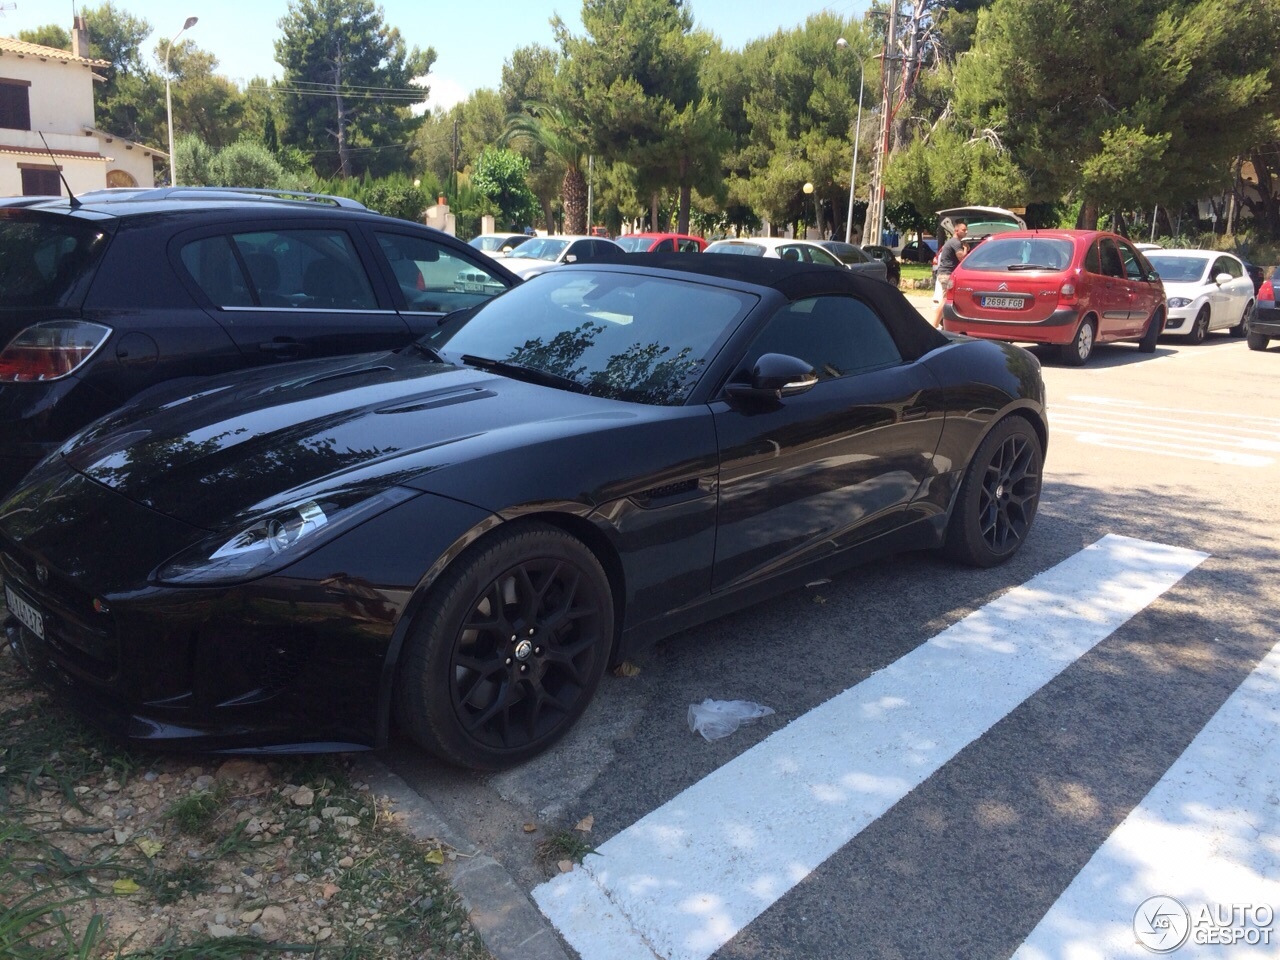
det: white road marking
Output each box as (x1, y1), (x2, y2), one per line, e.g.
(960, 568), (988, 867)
(1013, 638), (1280, 959)
(533, 536), (1208, 960)
(1050, 396), (1280, 467)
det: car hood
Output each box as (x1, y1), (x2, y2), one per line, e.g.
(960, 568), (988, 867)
(1156, 278), (1212, 297)
(53, 351), (650, 528)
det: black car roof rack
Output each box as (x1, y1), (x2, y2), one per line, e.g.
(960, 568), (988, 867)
(76, 186), (368, 210)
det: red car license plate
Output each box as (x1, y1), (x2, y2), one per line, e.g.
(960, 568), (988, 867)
(5, 583), (45, 641)
(981, 296), (1025, 309)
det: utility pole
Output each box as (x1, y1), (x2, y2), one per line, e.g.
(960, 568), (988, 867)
(451, 117), (459, 199)
(863, 0), (898, 248)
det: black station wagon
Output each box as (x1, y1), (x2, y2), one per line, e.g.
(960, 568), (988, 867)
(0, 187), (519, 492)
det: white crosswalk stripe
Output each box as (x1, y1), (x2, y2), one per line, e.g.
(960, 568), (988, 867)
(533, 536), (1208, 960)
(1014, 637), (1280, 959)
(1053, 396), (1280, 467)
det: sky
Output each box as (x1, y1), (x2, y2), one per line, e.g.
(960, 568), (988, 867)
(7, 0), (865, 110)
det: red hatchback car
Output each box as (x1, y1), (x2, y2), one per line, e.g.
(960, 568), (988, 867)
(941, 229), (1165, 365)
(614, 232), (707, 253)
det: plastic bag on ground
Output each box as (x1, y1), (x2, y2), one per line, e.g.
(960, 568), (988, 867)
(687, 699), (775, 741)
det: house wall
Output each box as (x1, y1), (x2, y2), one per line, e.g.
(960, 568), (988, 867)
(0, 51), (157, 195)
(0, 55), (97, 134)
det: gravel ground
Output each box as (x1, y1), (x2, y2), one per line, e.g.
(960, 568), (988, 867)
(0, 638), (494, 960)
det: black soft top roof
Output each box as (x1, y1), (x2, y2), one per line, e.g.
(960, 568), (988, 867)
(621, 252), (949, 361)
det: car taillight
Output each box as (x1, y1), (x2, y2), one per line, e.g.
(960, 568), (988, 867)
(1058, 281), (1077, 305)
(0, 321), (112, 383)
(1261, 279), (1274, 301)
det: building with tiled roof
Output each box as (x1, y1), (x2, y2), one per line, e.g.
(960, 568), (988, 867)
(0, 17), (161, 197)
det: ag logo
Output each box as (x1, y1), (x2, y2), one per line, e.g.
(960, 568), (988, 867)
(1134, 896), (1191, 953)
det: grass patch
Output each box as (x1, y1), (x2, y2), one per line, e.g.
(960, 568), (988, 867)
(534, 829), (599, 876)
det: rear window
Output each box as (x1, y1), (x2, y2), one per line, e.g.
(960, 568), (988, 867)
(961, 236), (1074, 272)
(707, 243), (765, 256)
(0, 215), (108, 307)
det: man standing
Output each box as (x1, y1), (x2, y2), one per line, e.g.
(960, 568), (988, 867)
(932, 220), (968, 328)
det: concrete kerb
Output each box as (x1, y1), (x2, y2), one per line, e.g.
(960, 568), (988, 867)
(354, 756), (573, 960)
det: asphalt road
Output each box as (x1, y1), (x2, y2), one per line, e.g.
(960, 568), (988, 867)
(384, 300), (1280, 960)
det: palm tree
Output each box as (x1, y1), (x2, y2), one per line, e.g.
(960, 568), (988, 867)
(503, 101), (589, 235)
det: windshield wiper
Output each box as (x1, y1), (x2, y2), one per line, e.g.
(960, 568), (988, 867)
(460, 354), (585, 393)
(1006, 263), (1055, 271)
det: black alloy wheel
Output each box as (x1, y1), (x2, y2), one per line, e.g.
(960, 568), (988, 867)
(944, 416), (1043, 567)
(1189, 308), (1210, 344)
(395, 523), (614, 770)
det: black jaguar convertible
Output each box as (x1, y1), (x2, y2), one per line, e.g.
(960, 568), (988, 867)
(0, 254), (1047, 770)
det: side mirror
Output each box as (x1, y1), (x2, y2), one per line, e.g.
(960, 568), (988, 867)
(725, 353), (819, 400)
(1215, 272), (1232, 286)
(564, 254), (578, 263)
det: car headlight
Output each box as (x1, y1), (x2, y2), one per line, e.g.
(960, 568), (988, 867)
(156, 486), (419, 585)
(1167, 297), (1192, 308)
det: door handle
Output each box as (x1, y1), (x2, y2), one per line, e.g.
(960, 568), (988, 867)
(259, 339), (302, 354)
(902, 405), (928, 421)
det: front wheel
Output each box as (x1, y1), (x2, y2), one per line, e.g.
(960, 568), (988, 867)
(1059, 319), (1094, 366)
(395, 522), (614, 770)
(1188, 308), (1210, 344)
(1229, 302), (1253, 337)
(1137, 309), (1163, 353)
(944, 416), (1044, 567)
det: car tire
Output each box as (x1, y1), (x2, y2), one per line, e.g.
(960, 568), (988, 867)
(1137, 309), (1163, 353)
(943, 415), (1043, 568)
(395, 521), (615, 770)
(1248, 330), (1270, 352)
(1059, 319), (1095, 366)
(1229, 302), (1253, 337)
(1188, 308), (1210, 344)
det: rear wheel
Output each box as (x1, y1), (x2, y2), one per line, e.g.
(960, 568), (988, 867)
(1229, 302), (1253, 337)
(1059, 319), (1094, 366)
(1137, 308), (1163, 353)
(1188, 308), (1210, 344)
(395, 522), (614, 770)
(1248, 330), (1270, 351)
(944, 416), (1043, 567)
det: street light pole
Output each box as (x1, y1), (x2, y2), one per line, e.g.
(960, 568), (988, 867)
(836, 38), (865, 244)
(165, 16), (198, 187)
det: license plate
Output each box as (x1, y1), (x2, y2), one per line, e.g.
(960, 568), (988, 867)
(5, 583), (45, 641)
(981, 296), (1026, 309)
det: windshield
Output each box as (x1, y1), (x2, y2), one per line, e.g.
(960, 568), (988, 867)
(1145, 255), (1209, 283)
(0, 215), (109, 308)
(507, 237), (568, 261)
(614, 236), (654, 252)
(470, 236), (520, 252)
(706, 242), (765, 257)
(961, 236), (1074, 272)
(427, 269), (757, 405)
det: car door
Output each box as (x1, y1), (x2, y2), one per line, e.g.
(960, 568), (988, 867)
(369, 228), (516, 339)
(1116, 238), (1162, 335)
(1210, 255), (1249, 330)
(177, 223), (412, 364)
(710, 294), (945, 592)
(1091, 237), (1133, 340)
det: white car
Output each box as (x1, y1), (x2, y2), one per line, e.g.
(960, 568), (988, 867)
(1144, 249), (1255, 342)
(468, 233), (533, 258)
(501, 234), (626, 278)
(704, 237), (847, 267)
